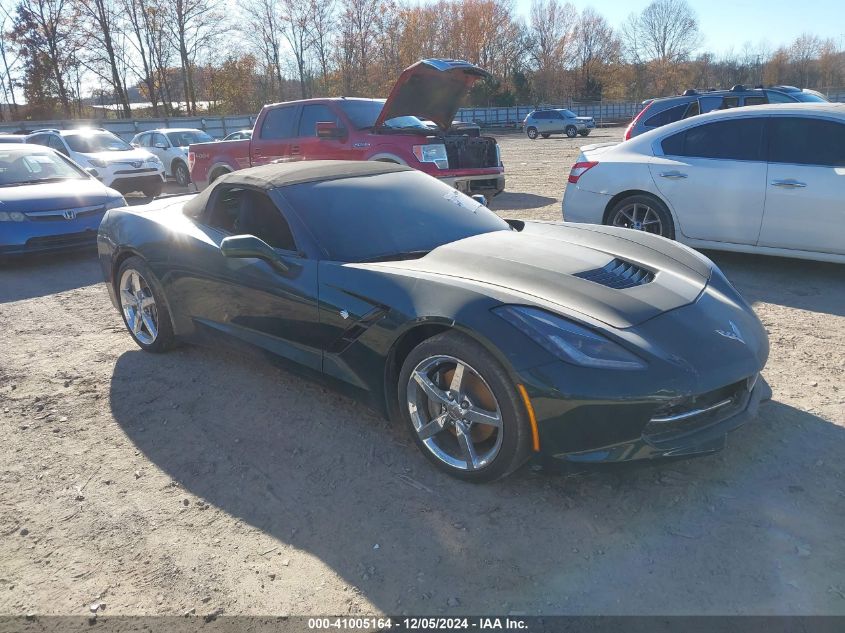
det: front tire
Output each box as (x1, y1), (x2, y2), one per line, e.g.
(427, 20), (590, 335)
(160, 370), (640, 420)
(606, 194), (675, 240)
(526, 126), (538, 140)
(541, 133), (551, 139)
(117, 256), (175, 353)
(142, 181), (163, 198)
(173, 161), (190, 187)
(565, 125), (577, 138)
(579, 130), (591, 137)
(398, 331), (532, 482)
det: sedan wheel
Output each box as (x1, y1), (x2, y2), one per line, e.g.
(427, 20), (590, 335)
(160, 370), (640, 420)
(174, 162), (190, 187)
(611, 201), (668, 237)
(398, 331), (532, 482)
(526, 126), (538, 140)
(565, 126), (577, 138)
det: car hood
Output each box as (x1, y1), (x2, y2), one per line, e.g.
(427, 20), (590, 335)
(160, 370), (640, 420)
(0, 179), (118, 212)
(374, 59), (491, 131)
(79, 148), (154, 163)
(373, 222), (712, 329)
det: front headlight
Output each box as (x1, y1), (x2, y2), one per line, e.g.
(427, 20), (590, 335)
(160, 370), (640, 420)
(495, 305), (647, 370)
(146, 156), (162, 166)
(0, 211), (26, 222)
(413, 144), (448, 169)
(87, 157), (107, 168)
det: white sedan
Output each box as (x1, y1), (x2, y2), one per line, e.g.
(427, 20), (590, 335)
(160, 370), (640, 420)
(562, 103), (845, 264)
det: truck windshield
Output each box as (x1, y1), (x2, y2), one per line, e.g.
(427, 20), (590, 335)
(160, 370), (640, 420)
(336, 100), (430, 131)
(282, 170), (509, 262)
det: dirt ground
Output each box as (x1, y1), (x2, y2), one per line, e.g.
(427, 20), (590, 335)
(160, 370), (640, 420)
(1, 129), (844, 618)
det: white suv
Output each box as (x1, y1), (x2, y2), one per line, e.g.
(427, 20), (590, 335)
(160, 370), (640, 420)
(130, 128), (213, 187)
(562, 103), (845, 264)
(26, 128), (165, 197)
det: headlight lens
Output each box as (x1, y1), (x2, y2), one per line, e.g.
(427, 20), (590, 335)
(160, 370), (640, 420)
(146, 156), (162, 165)
(413, 144), (448, 169)
(495, 305), (647, 370)
(87, 157), (107, 168)
(0, 211), (26, 222)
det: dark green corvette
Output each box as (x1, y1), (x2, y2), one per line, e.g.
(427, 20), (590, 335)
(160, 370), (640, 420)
(98, 161), (770, 482)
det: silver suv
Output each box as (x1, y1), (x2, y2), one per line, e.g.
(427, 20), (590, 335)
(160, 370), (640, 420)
(523, 109), (595, 139)
(623, 84), (829, 140)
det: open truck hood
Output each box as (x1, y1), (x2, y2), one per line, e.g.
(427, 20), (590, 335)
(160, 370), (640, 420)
(374, 59), (490, 131)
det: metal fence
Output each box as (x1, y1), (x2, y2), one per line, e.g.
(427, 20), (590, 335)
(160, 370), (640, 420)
(454, 101), (641, 128)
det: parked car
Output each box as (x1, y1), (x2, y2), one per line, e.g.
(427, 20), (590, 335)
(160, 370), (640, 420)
(0, 134), (25, 143)
(522, 109), (595, 139)
(98, 159), (770, 481)
(131, 128), (213, 186)
(223, 129), (252, 141)
(188, 59), (505, 196)
(623, 84), (829, 140)
(562, 103), (845, 264)
(0, 144), (125, 257)
(26, 128), (165, 197)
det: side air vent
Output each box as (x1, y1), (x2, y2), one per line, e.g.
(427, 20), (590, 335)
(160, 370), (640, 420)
(574, 258), (655, 289)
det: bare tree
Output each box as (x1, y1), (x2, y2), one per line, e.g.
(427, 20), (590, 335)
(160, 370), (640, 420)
(624, 0), (700, 65)
(239, 0), (285, 98)
(0, 2), (21, 118)
(309, 0), (335, 94)
(279, 0), (312, 98)
(168, 0), (224, 115)
(574, 7), (619, 98)
(528, 0), (576, 102)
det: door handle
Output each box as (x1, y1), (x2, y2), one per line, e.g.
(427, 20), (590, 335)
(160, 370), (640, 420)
(659, 171), (688, 179)
(771, 179), (806, 188)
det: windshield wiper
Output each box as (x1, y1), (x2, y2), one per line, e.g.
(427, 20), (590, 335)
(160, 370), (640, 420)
(360, 249), (430, 263)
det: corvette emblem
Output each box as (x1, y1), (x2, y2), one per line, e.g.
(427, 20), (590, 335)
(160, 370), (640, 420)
(62, 210), (76, 220)
(716, 321), (745, 344)
(132, 160), (142, 168)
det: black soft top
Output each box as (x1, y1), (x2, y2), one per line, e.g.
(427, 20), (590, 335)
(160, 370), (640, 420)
(183, 160), (412, 218)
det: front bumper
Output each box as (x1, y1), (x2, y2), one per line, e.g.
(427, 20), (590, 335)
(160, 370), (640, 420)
(439, 173), (505, 197)
(0, 213), (104, 256)
(533, 375), (771, 467)
(94, 166), (165, 192)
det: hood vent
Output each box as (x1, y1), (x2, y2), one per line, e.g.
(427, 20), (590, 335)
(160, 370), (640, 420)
(574, 258), (655, 289)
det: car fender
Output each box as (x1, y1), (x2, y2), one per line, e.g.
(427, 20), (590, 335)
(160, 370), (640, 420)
(367, 152), (409, 165)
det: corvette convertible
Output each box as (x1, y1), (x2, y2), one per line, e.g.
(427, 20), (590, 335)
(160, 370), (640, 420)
(98, 161), (771, 482)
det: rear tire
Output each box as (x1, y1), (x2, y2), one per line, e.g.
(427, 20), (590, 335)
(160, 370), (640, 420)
(541, 133), (551, 139)
(398, 331), (532, 483)
(565, 126), (577, 138)
(579, 130), (591, 137)
(526, 126), (538, 140)
(116, 256), (175, 353)
(605, 194), (675, 240)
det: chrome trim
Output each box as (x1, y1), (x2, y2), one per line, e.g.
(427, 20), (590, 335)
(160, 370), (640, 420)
(650, 397), (734, 424)
(25, 204), (104, 219)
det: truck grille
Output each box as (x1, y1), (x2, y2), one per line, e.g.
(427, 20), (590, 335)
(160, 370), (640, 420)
(574, 258), (655, 289)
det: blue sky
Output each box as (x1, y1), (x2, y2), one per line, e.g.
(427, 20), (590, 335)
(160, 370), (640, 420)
(511, 0), (845, 55)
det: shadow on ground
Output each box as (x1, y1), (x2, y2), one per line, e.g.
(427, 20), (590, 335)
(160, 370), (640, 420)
(109, 343), (845, 614)
(0, 249), (101, 303)
(492, 191), (558, 211)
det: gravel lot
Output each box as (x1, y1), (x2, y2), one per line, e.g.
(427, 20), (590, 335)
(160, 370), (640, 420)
(1, 129), (844, 618)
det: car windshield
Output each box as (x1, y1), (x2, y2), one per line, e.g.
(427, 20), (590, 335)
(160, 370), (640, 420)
(167, 130), (214, 146)
(64, 131), (132, 153)
(282, 170), (510, 262)
(0, 149), (87, 186)
(336, 100), (430, 131)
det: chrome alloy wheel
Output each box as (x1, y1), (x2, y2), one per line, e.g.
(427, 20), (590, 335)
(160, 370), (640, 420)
(612, 202), (664, 235)
(406, 355), (503, 471)
(119, 269), (159, 345)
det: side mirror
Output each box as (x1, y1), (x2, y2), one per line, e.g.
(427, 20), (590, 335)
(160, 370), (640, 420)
(220, 234), (289, 272)
(471, 194), (488, 207)
(84, 167), (100, 179)
(315, 121), (345, 140)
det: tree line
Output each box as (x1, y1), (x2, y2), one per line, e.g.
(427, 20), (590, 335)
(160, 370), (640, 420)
(1, 0), (843, 121)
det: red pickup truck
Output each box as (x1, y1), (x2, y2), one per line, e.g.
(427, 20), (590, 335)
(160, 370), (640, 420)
(188, 59), (505, 196)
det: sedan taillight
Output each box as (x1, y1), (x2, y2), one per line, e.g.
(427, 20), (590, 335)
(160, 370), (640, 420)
(623, 101), (653, 140)
(568, 161), (598, 184)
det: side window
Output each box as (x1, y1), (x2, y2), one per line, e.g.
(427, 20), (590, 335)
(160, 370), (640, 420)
(743, 96), (767, 106)
(298, 104), (343, 137)
(28, 134), (48, 146)
(768, 117), (845, 167)
(719, 96), (740, 109)
(698, 96), (723, 114)
(661, 118), (765, 161)
(260, 107), (297, 140)
(644, 103), (689, 128)
(683, 101), (700, 118)
(48, 135), (69, 155)
(550, 111), (563, 119)
(765, 91), (793, 104)
(152, 133), (167, 148)
(206, 188), (297, 251)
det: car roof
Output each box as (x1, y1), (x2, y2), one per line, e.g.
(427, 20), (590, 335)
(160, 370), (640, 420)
(0, 143), (59, 153)
(182, 160), (412, 218)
